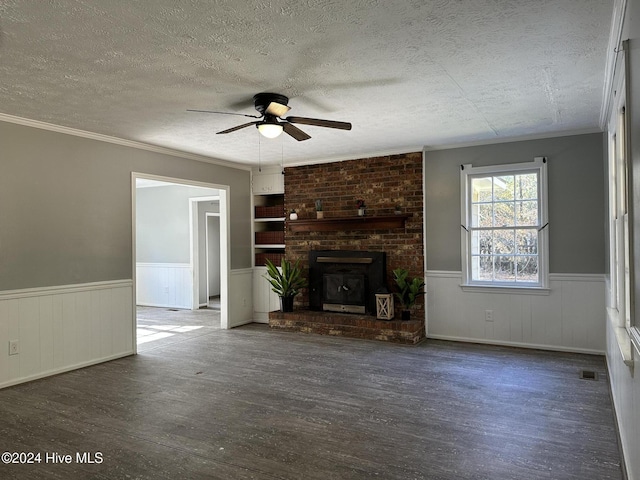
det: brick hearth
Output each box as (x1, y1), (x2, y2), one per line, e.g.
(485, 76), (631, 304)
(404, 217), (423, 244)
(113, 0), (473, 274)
(269, 310), (425, 345)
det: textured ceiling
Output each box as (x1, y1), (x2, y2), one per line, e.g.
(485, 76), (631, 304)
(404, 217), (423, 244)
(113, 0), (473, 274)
(0, 0), (614, 166)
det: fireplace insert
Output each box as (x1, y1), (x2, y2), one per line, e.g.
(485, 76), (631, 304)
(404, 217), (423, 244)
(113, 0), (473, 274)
(308, 250), (386, 315)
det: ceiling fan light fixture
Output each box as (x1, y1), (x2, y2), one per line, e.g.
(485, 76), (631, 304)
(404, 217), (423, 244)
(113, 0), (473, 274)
(257, 121), (283, 139)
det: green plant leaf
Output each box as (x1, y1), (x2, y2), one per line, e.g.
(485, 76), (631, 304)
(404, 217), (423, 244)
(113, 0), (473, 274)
(264, 258), (308, 298)
(393, 268), (424, 309)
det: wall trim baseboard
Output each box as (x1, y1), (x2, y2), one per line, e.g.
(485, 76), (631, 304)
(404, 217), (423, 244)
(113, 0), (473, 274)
(231, 268), (254, 276)
(0, 351), (134, 390)
(136, 262), (191, 268)
(549, 273), (606, 282)
(137, 302), (189, 309)
(0, 279), (133, 300)
(427, 334), (605, 356)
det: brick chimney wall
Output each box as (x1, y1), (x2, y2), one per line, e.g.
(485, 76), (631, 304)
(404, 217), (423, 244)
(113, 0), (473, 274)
(284, 152), (424, 318)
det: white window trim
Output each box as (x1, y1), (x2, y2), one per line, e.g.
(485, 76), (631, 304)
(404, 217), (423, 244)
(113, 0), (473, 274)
(460, 157), (549, 293)
(606, 39), (639, 363)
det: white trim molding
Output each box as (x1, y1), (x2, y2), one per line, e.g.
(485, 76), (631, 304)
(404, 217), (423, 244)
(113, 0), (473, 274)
(460, 157), (549, 290)
(0, 279), (132, 300)
(600, 0), (628, 128)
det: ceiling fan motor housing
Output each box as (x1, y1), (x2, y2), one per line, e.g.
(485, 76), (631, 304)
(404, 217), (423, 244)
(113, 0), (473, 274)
(253, 93), (289, 115)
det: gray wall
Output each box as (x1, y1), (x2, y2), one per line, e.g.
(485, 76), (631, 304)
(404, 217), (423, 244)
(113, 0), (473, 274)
(0, 121), (251, 290)
(425, 133), (606, 273)
(136, 185), (218, 263)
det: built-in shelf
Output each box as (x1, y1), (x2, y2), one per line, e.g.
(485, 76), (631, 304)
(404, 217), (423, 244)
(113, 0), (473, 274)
(255, 217), (286, 222)
(288, 214), (410, 233)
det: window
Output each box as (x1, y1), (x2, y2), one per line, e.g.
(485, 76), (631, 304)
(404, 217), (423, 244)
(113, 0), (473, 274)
(609, 104), (631, 329)
(611, 109), (630, 327)
(606, 39), (637, 362)
(460, 157), (548, 290)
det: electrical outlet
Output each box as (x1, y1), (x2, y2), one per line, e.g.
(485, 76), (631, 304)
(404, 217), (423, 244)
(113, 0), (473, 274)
(9, 340), (19, 356)
(485, 310), (494, 322)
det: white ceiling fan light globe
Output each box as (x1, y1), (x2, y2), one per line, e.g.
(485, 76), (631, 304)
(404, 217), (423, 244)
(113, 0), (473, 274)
(257, 122), (284, 138)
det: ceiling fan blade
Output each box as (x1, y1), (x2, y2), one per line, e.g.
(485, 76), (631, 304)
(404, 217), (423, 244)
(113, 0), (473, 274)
(187, 109), (261, 119)
(216, 121), (259, 134)
(286, 116), (352, 130)
(283, 122), (311, 141)
(265, 102), (291, 117)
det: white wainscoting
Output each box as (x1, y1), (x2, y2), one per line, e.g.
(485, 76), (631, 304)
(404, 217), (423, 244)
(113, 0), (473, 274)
(0, 280), (134, 389)
(426, 271), (605, 354)
(606, 317), (638, 480)
(229, 268), (254, 328)
(136, 263), (192, 309)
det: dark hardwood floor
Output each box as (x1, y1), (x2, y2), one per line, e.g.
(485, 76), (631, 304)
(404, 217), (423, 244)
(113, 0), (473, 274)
(0, 320), (622, 479)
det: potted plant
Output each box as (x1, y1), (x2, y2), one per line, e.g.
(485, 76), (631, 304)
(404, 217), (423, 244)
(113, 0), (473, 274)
(392, 268), (425, 320)
(264, 258), (308, 312)
(315, 199), (324, 219)
(356, 199), (366, 216)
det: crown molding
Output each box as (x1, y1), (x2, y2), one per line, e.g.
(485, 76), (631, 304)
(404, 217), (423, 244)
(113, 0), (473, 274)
(0, 113), (252, 171)
(600, 0), (628, 129)
(423, 127), (603, 152)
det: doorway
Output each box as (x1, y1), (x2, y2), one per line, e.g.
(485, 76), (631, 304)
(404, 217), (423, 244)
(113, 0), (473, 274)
(206, 213), (221, 309)
(132, 173), (230, 353)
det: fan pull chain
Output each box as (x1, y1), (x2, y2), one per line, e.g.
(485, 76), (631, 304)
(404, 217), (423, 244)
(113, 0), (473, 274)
(258, 130), (262, 172)
(281, 134), (284, 174)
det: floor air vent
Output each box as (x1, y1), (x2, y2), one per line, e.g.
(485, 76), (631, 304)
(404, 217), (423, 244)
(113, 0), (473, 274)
(580, 370), (598, 381)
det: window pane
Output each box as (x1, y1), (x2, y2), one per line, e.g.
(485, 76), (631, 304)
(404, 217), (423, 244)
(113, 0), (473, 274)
(516, 256), (539, 283)
(516, 200), (538, 226)
(515, 173), (538, 200)
(494, 256), (515, 282)
(516, 229), (538, 254)
(494, 202), (515, 227)
(494, 175), (514, 201)
(472, 230), (492, 255)
(472, 177), (493, 203)
(472, 203), (493, 227)
(474, 256), (494, 281)
(494, 230), (515, 254)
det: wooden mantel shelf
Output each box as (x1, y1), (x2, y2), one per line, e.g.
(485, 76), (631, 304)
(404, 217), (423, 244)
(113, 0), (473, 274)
(288, 214), (411, 233)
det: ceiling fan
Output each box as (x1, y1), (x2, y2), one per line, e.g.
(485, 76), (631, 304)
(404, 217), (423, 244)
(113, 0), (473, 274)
(188, 93), (352, 141)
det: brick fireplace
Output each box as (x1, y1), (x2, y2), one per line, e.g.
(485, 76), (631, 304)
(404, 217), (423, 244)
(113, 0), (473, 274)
(268, 152), (425, 343)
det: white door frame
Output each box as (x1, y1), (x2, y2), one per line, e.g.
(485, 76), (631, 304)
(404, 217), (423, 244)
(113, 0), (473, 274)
(205, 212), (221, 301)
(131, 173), (231, 351)
(189, 196), (219, 310)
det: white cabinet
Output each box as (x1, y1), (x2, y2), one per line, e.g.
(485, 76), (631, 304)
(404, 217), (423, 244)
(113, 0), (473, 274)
(253, 267), (281, 322)
(252, 171), (284, 194)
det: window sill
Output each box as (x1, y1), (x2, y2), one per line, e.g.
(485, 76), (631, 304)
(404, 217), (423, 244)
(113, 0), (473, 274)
(460, 284), (550, 295)
(607, 308), (634, 367)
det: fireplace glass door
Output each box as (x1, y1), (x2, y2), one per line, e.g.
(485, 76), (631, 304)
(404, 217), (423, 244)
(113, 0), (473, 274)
(322, 274), (367, 314)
